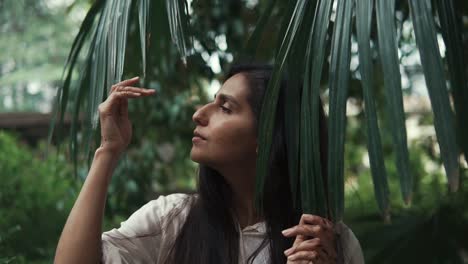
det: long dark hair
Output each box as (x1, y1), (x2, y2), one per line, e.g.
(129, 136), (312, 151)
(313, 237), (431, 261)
(163, 64), (328, 264)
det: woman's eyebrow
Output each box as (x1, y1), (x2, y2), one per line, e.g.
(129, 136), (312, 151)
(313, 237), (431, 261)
(214, 93), (240, 107)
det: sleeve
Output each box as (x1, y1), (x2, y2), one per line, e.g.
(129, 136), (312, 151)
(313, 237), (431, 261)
(101, 193), (189, 264)
(336, 221), (365, 264)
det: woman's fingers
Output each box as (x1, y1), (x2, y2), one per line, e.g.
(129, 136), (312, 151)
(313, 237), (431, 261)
(286, 249), (318, 262)
(284, 238), (321, 256)
(119, 96), (129, 117)
(283, 214), (337, 264)
(300, 214), (333, 228)
(99, 90), (149, 116)
(111, 85), (155, 95)
(114, 76), (140, 87)
(282, 224), (321, 238)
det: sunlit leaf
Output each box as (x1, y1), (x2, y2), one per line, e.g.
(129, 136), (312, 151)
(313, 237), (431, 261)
(139, 0), (150, 77)
(356, 0), (390, 221)
(165, 0), (193, 64)
(376, 0), (413, 204)
(409, 0), (459, 191)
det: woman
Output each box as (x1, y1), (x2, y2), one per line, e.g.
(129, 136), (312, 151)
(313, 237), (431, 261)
(55, 64), (364, 263)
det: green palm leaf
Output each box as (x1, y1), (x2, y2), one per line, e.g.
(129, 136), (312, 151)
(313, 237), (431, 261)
(255, 0), (309, 211)
(435, 0), (468, 164)
(409, 0), (459, 191)
(48, 1), (104, 146)
(376, 0), (413, 204)
(139, 0), (150, 77)
(284, 0), (315, 211)
(356, 0), (390, 220)
(300, 0), (334, 217)
(242, 0), (278, 60)
(327, 0), (354, 221)
(165, 0), (192, 63)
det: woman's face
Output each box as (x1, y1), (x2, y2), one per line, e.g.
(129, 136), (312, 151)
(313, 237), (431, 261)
(190, 73), (257, 169)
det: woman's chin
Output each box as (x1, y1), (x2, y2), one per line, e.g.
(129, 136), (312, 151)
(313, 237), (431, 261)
(190, 150), (203, 163)
(190, 151), (216, 168)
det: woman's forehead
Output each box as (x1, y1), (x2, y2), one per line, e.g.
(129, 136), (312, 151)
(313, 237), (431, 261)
(218, 73), (249, 101)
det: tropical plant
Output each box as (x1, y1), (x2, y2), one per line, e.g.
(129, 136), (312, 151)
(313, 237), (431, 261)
(53, 0), (467, 219)
(47, 2), (468, 262)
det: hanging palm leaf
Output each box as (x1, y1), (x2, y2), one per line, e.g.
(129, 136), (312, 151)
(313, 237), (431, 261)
(138, 0), (150, 77)
(254, 0), (310, 212)
(52, 0), (467, 228)
(376, 0), (413, 204)
(48, 0), (104, 146)
(409, 0), (459, 191)
(165, 0), (193, 63)
(326, 0), (354, 221)
(299, 0), (333, 217)
(355, 0), (390, 220)
(434, 0), (468, 164)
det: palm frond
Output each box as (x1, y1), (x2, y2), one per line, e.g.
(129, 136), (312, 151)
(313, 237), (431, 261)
(409, 0), (459, 191)
(242, 0), (278, 60)
(165, 0), (193, 63)
(300, 0), (334, 217)
(284, 0), (317, 211)
(435, 0), (468, 164)
(356, 0), (390, 220)
(327, 0), (354, 221)
(376, 0), (413, 204)
(48, 1), (104, 146)
(138, 0), (150, 77)
(255, 0), (310, 211)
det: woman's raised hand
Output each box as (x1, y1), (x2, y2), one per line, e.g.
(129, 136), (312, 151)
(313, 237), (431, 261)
(98, 77), (155, 156)
(282, 214), (337, 264)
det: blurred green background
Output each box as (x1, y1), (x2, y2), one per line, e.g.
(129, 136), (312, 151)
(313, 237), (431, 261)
(1, 0), (467, 263)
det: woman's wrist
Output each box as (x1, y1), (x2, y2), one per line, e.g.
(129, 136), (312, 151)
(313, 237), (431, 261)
(95, 146), (122, 160)
(93, 147), (121, 181)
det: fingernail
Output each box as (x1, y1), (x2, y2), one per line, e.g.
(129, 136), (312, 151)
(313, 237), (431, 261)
(132, 76), (139, 80)
(284, 247), (294, 255)
(282, 228), (293, 236)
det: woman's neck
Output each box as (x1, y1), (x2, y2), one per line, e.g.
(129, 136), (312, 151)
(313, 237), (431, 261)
(215, 162), (263, 229)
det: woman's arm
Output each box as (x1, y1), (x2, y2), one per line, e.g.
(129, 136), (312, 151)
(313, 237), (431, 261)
(54, 148), (118, 264)
(54, 77), (155, 264)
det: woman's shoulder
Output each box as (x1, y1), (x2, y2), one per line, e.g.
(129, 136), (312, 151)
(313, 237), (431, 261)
(335, 221), (365, 264)
(138, 192), (194, 225)
(101, 193), (195, 263)
(149, 192), (194, 217)
(105, 193), (194, 237)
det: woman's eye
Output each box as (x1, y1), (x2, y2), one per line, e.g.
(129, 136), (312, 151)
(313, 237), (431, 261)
(220, 105), (231, 113)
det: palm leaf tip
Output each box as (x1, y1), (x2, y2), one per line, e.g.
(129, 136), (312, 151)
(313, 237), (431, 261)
(409, 0), (460, 192)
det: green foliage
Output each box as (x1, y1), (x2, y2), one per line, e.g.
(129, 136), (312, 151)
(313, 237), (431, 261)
(343, 111), (468, 263)
(0, 0), (89, 112)
(0, 132), (77, 263)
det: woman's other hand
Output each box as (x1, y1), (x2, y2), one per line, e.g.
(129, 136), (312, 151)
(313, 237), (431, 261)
(282, 214), (337, 264)
(98, 77), (155, 156)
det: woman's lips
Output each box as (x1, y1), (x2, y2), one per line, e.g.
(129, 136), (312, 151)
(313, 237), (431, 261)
(192, 136), (206, 143)
(193, 130), (207, 140)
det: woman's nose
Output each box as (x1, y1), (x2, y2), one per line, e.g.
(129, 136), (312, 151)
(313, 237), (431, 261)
(192, 104), (208, 126)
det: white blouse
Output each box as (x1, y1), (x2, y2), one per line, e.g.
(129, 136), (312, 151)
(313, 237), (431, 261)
(102, 193), (364, 263)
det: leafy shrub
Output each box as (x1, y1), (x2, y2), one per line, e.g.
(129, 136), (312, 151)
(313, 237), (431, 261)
(0, 132), (77, 263)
